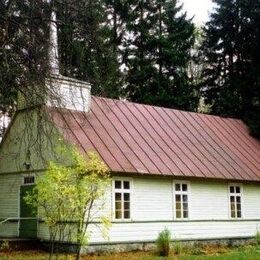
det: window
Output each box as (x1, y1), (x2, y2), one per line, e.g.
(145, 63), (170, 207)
(229, 184), (242, 218)
(174, 182), (189, 219)
(113, 179), (131, 220)
(23, 176), (35, 185)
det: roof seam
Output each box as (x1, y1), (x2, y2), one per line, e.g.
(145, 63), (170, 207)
(92, 98), (139, 172)
(200, 113), (260, 178)
(131, 102), (186, 176)
(227, 118), (260, 155)
(95, 98), (149, 173)
(163, 108), (231, 180)
(121, 100), (181, 175)
(108, 98), (161, 174)
(190, 112), (256, 181)
(176, 110), (244, 180)
(146, 105), (213, 178)
(70, 109), (125, 172)
(142, 104), (203, 177)
(158, 106), (223, 179)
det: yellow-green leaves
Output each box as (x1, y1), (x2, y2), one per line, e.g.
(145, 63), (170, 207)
(25, 147), (111, 257)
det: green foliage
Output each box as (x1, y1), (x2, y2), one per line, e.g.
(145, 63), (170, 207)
(56, 0), (122, 99)
(189, 245), (204, 255)
(255, 231), (260, 245)
(1, 0), (198, 116)
(124, 0), (198, 111)
(172, 241), (183, 255)
(200, 0), (260, 137)
(0, 1), (51, 114)
(25, 147), (111, 258)
(156, 228), (171, 257)
(0, 240), (10, 252)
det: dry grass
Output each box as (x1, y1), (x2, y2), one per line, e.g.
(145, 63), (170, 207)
(0, 244), (260, 260)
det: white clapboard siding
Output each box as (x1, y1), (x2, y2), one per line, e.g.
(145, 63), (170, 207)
(0, 174), (21, 219)
(0, 174), (22, 237)
(133, 178), (173, 220)
(38, 220), (260, 244)
(189, 181), (229, 219)
(1, 173), (260, 243)
(0, 222), (19, 237)
(38, 176), (260, 243)
(243, 184), (260, 219)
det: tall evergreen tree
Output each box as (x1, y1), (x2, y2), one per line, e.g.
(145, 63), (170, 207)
(124, 0), (198, 111)
(56, 0), (121, 98)
(0, 0), (51, 114)
(201, 0), (260, 137)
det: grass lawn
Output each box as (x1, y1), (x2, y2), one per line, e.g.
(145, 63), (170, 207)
(0, 245), (260, 260)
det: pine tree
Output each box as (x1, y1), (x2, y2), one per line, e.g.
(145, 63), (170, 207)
(124, 0), (198, 111)
(201, 0), (260, 137)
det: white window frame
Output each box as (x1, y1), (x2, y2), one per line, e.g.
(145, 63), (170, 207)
(22, 174), (35, 186)
(228, 183), (243, 219)
(112, 177), (133, 221)
(173, 181), (190, 220)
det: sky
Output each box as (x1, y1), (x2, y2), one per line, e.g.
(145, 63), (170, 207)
(181, 0), (215, 25)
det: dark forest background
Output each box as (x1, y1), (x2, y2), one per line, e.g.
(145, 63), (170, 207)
(0, 0), (259, 137)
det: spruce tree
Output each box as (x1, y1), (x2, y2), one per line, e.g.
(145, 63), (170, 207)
(124, 0), (198, 111)
(0, 0), (50, 114)
(201, 0), (260, 137)
(57, 0), (121, 98)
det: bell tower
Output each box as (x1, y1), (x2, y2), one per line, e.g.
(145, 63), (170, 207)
(18, 2), (91, 112)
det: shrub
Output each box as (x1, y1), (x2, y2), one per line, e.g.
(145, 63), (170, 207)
(156, 228), (171, 256)
(0, 240), (10, 252)
(256, 231), (260, 245)
(172, 241), (183, 255)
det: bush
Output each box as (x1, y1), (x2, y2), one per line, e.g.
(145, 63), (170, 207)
(156, 228), (171, 256)
(172, 241), (183, 255)
(256, 231), (260, 245)
(0, 241), (10, 252)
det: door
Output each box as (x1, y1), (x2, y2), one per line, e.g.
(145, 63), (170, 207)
(19, 185), (37, 238)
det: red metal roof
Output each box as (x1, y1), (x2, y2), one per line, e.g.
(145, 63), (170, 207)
(49, 96), (260, 181)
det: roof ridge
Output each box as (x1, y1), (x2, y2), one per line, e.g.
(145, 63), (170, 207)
(91, 95), (246, 123)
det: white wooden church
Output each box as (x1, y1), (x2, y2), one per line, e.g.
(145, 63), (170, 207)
(0, 6), (260, 251)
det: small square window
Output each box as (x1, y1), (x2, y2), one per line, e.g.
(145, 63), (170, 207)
(124, 193), (130, 201)
(23, 176), (35, 185)
(115, 193), (121, 201)
(230, 186), (234, 193)
(236, 186), (240, 193)
(176, 202), (181, 210)
(124, 211), (130, 219)
(183, 203), (188, 211)
(175, 184), (181, 191)
(182, 184), (187, 191)
(124, 202), (130, 210)
(176, 211), (182, 218)
(115, 181), (121, 189)
(115, 201), (121, 210)
(115, 211), (122, 219)
(176, 194), (181, 201)
(123, 181), (130, 189)
(183, 211), (188, 218)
